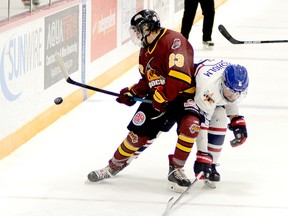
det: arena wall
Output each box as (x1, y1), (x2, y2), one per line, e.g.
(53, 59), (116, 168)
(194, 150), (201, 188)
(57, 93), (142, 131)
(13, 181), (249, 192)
(0, 0), (226, 159)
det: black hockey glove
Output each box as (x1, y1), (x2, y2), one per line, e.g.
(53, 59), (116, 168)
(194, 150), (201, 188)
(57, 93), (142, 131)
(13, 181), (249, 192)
(116, 87), (136, 106)
(228, 116), (247, 147)
(193, 151), (213, 179)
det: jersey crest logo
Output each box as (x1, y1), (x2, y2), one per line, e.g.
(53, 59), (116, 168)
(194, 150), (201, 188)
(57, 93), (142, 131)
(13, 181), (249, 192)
(147, 69), (165, 88)
(147, 69), (159, 81)
(132, 111), (146, 126)
(145, 57), (165, 88)
(203, 91), (215, 104)
(171, 38), (181, 49)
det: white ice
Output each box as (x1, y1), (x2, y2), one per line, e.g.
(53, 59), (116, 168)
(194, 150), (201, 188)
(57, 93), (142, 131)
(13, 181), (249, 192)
(1, 0), (288, 215)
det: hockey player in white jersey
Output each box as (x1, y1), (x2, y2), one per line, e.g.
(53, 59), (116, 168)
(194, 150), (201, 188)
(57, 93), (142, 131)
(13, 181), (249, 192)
(193, 58), (249, 183)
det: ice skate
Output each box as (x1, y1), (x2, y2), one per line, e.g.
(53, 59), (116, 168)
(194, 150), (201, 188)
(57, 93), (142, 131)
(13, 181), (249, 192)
(167, 165), (191, 193)
(209, 164), (220, 181)
(203, 41), (214, 50)
(204, 164), (220, 189)
(87, 165), (121, 182)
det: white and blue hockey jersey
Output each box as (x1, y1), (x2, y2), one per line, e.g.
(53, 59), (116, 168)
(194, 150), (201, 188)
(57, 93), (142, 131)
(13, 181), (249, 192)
(194, 59), (240, 121)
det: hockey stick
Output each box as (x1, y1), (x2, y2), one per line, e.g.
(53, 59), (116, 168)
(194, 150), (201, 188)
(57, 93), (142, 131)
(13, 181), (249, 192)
(218, 24), (288, 44)
(55, 54), (151, 104)
(162, 171), (203, 216)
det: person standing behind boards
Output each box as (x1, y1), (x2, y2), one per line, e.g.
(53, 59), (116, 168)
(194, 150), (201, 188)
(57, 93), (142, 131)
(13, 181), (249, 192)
(181, 0), (215, 49)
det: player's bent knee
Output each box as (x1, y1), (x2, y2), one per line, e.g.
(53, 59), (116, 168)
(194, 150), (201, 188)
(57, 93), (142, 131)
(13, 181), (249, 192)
(126, 131), (150, 148)
(178, 115), (201, 138)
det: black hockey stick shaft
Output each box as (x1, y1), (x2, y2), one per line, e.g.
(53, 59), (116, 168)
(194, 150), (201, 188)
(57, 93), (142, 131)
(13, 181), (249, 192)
(66, 76), (151, 103)
(218, 24), (288, 44)
(55, 54), (151, 104)
(66, 77), (118, 96)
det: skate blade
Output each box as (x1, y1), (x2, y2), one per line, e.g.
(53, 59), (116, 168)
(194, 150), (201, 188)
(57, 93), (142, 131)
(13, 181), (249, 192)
(167, 181), (188, 193)
(204, 179), (216, 189)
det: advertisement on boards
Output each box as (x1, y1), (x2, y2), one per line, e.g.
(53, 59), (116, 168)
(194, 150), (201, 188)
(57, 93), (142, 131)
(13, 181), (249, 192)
(0, 18), (44, 138)
(120, 0), (144, 45)
(44, 5), (80, 89)
(90, 0), (117, 62)
(0, 23), (43, 102)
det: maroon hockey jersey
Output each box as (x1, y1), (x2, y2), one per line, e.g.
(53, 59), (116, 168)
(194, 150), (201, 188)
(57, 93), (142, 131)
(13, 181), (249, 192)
(133, 28), (195, 102)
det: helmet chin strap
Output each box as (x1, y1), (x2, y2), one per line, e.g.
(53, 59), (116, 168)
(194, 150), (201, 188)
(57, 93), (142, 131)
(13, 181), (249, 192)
(141, 30), (151, 47)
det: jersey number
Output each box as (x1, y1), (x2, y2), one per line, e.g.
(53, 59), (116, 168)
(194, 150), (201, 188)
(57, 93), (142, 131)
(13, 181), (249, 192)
(169, 53), (184, 68)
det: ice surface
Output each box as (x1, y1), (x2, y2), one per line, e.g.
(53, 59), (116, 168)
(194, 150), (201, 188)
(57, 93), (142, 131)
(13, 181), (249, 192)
(1, 0), (288, 215)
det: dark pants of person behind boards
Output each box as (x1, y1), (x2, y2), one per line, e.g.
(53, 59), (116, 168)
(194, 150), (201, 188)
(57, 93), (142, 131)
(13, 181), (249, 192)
(181, 0), (215, 41)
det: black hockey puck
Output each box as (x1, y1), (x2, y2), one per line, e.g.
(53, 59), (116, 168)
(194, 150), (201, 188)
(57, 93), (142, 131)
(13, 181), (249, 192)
(54, 97), (63, 105)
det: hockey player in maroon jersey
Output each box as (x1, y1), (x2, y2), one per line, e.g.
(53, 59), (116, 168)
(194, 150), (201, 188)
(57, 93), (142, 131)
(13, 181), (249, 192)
(87, 9), (206, 193)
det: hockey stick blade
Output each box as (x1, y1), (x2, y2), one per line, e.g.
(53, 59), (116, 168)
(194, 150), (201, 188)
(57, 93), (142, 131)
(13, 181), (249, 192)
(218, 24), (288, 44)
(162, 171), (203, 216)
(162, 197), (174, 216)
(218, 24), (242, 44)
(55, 53), (70, 80)
(55, 53), (151, 104)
